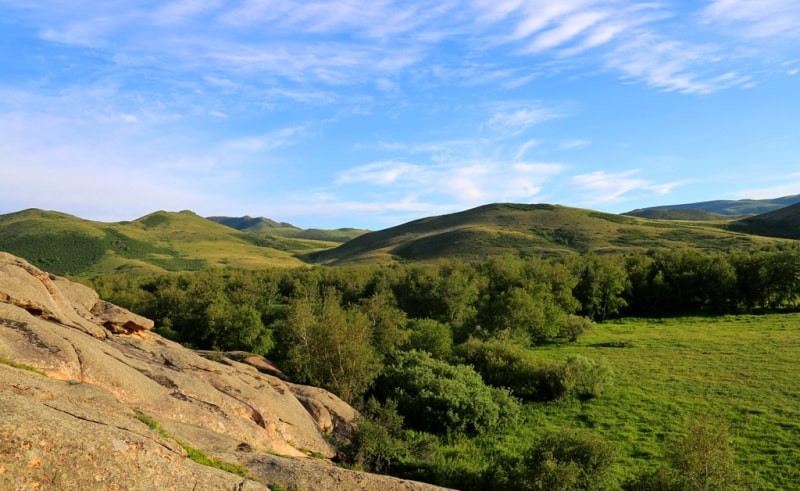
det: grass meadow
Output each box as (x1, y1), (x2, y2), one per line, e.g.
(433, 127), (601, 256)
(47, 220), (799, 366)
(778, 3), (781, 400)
(520, 313), (800, 488)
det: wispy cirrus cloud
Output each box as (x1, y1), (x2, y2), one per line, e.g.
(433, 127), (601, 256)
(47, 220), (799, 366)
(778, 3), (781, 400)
(12, 0), (798, 98)
(702, 0), (800, 39)
(570, 169), (682, 205)
(605, 34), (753, 94)
(336, 159), (564, 205)
(485, 101), (563, 137)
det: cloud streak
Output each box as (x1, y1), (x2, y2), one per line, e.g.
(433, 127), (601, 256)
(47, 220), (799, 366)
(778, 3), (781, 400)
(12, 0), (796, 95)
(570, 170), (682, 205)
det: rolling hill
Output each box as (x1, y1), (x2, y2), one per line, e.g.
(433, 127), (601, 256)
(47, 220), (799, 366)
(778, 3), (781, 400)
(624, 194), (800, 219)
(208, 215), (369, 243)
(2, 200), (797, 274)
(0, 209), (341, 276)
(307, 203), (790, 265)
(727, 201), (800, 239)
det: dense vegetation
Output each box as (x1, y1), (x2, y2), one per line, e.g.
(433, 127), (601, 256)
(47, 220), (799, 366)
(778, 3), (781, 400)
(87, 244), (800, 489)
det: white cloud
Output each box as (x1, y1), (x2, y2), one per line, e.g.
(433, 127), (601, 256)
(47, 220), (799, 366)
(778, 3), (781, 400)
(515, 139), (541, 160)
(570, 169), (680, 204)
(525, 10), (608, 53)
(336, 161), (426, 185)
(605, 34), (752, 94)
(336, 159), (564, 205)
(702, 0), (800, 38)
(486, 103), (562, 136)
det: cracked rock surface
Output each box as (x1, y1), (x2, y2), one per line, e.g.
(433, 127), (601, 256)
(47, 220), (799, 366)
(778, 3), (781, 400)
(0, 252), (452, 491)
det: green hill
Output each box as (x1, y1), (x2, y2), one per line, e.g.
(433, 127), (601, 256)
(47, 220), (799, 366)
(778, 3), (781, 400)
(0, 209), (339, 276)
(208, 215), (368, 243)
(207, 215), (298, 233)
(727, 202), (800, 239)
(3, 202), (796, 274)
(625, 194), (800, 218)
(307, 203), (789, 265)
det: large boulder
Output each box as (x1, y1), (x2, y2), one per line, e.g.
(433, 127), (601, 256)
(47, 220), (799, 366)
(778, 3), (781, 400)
(0, 252), (450, 490)
(0, 365), (267, 490)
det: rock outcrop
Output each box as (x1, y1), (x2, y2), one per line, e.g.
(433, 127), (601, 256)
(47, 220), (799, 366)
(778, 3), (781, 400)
(0, 252), (451, 490)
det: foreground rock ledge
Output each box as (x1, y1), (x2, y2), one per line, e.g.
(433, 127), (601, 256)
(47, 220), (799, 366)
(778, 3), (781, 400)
(0, 252), (452, 490)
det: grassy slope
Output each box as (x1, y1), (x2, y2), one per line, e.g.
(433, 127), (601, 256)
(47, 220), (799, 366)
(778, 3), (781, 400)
(309, 203), (788, 265)
(0, 209), (339, 276)
(516, 314), (800, 488)
(728, 202), (800, 239)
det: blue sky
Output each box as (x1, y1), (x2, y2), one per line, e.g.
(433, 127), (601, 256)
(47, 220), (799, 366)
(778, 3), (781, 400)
(1, 0), (799, 229)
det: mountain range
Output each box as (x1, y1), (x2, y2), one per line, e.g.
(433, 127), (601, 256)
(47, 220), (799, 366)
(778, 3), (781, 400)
(1, 195), (799, 276)
(623, 194), (800, 219)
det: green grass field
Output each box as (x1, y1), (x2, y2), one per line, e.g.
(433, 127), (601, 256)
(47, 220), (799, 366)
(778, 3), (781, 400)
(518, 314), (800, 488)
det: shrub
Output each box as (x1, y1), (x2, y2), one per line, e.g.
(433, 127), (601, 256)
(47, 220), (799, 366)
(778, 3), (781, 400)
(345, 399), (407, 473)
(518, 429), (616, 490)
(560, 355), (612, 400)
(373, 350), (519, 436)
(455, 338), (541, 399)
(559, 314), (595, 342)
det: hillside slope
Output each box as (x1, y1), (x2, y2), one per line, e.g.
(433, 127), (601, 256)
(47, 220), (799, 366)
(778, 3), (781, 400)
(0, 209), (339, 276)
(728, 202), (800, 239)
(308, 203), (786, 265)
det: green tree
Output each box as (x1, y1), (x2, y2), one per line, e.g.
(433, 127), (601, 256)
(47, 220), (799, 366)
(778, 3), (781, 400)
(282, 289), (382, 403)
(665, 418), (740, 491)
(573, 254), (630, 321)
(405, 318), (453, 360)
(358, 289), (409, 358)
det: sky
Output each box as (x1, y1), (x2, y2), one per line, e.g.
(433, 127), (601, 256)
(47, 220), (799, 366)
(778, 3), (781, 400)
(1, 0), (799, 230)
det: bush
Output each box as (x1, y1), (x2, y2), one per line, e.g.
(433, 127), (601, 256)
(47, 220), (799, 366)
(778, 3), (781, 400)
(622, 467), (682, 491)
(560, 355), (612, 400)
(518, 430), (616, 490)
(373, 350), (519, 436)
(455, 338), (541, 400)
(345, 399), (407, 473)
(559, 314), (595, 342)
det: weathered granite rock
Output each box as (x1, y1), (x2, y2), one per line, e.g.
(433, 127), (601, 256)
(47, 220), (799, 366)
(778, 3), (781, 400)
(289, 382), (359, 442)
(0, 365), (268, 490)
(91, 299), (155, 333)
(0, 252), (106, 338)
(221, 452), (455, 491)
(0, 252), (451, 490)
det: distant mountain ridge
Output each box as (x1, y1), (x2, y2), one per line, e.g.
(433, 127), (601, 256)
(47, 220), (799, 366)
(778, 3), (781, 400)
(207, 215), (299, 232)
(308, 202), (792, 265)
(207, 215), (369, 243)
(2, 195), (799, 274)
(625, 194), (800, 219)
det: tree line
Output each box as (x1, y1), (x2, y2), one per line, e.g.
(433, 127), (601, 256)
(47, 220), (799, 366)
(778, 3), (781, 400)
(87, 245), (794, 489)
